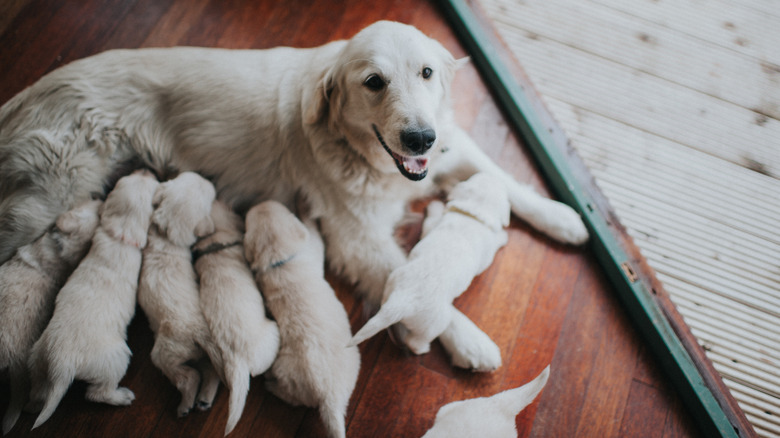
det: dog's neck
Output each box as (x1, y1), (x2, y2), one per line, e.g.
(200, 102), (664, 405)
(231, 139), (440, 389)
(191, 240), (242, 261)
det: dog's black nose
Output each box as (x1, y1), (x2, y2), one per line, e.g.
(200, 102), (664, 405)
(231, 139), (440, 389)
(400, 127), (436, 154)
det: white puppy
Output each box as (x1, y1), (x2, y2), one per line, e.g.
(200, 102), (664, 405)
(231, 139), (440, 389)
(350, 173), (509, 362)
(244, 201), (360, 438)
(422, 365), (550, 438)
(193, 199), (280, 436)
(137, 171), (222, 417)
(0, 199), (101, 434)
(27, 169), (159, 429)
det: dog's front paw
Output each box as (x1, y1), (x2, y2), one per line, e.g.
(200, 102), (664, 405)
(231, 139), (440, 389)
(532, 201), (589, 245)
(447, 338), (502, 372)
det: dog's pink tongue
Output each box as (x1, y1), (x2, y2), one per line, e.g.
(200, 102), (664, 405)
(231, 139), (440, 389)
(401, 156), (429, 175)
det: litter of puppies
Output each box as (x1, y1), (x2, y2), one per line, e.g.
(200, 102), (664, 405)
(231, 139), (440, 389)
(0, 170), (549, 437)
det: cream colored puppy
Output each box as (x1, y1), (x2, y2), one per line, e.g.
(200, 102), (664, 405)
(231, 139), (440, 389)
(27, 170), (159, 429)
(0, 199), (101, 434)
(422, 365), (550, 438)
(350, 173), (509, 364)
(137, 171), (221, 418)
(245, 201), (359, 438)
(193, 200), (280, 436)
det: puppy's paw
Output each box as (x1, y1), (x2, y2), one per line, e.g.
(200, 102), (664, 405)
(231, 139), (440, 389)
(438, 310), (502, 372)
(86, 385), (135, 406)
(450, 340), (502, 372)
(529, 200), (589, 245)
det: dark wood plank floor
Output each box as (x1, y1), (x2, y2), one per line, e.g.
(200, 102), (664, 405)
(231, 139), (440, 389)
(0, 0), (703, 436)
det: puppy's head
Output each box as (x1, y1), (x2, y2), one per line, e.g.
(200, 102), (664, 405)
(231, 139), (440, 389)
(305, 21), (467, 181)
(244, 200), (308, 273)
(193, 199), (243, 250)
(446, 173), (510, 231)
(54, 199), (102, 259)
(151, 172), (216, 247)
(100, 169), (159, 248)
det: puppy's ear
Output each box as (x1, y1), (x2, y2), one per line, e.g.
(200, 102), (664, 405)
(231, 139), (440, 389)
(194, 215), (215, 238)
(455, 56), (470, 70)
(56, 210), (80, 234)
(446, 174), (509, 232)
(304, 67), (337, 125)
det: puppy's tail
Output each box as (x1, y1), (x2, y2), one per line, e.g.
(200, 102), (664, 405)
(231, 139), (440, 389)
(347, 297), (405, 347)
(493, 365), (550, 416)
(319, 399), (347, 438)
(223, 361), (250, 436)
(2, 365), (27, 434)
(32, 373), (71, 429)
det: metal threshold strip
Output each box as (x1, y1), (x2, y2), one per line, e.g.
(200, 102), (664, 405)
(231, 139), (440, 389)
(437, 0), (754, 437)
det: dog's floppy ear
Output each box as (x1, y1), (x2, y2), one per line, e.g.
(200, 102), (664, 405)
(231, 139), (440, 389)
(303, 66), (337, 125)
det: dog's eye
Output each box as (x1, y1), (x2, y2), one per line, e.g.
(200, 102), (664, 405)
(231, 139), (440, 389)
(422, 67), (433, 79)
(364, 74), (386, 91)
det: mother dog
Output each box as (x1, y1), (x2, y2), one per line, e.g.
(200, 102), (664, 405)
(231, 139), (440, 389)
(0, 21), (587, 362)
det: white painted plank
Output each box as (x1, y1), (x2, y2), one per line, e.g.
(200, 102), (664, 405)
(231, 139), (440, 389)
(588, 0), (780, 62)
(485, 0), (780, 118)
(497, 29), (780, 177)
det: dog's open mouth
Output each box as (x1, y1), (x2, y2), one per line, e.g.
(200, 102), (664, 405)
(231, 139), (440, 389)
(372, 125), (428, 181)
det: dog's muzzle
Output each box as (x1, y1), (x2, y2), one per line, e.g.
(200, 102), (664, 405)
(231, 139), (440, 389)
(372, 125), (431, 181)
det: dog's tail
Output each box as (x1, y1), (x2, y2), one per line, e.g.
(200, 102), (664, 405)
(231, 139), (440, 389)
(319, 398), (347, 438)
(223, 360), (250, 436)
(31, 372), (72, 430)
(493, 365), (550, 416)
(347, 296), (406, 347)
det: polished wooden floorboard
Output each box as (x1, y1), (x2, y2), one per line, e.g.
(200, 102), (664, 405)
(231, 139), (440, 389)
(0, 0), (701, 436)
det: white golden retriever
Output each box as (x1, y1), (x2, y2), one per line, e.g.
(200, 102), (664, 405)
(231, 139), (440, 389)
(27, 170), (159, 429)
(137, 171), (222, 418)
(193, 199), (280, 436)
(0, 21), (588, 362)
(422, 365), (550, 438)
(350, 173), (508, 367)
(0, 199), (101, 434)
(244, 201), (360, 438)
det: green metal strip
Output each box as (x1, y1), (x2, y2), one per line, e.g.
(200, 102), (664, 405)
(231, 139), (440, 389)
(438, 1), (740, 436)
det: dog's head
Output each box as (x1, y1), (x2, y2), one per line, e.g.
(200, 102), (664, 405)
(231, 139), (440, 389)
(100, 169), (160, 248)
(244, 200), (308, 273)
(445, 173), (510, 231)
(305, 21), (467, 181)
(192, 199), (243, 251)
(151, 171), (216, 247)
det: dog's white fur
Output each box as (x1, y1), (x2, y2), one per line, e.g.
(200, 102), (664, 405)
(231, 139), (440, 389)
(137, 171), (223, 417)
(193, 199), (280, 435)
(350, 173), (508, 362)
(0, 199), (101, 434)
(421, 365), (550, 438)
(27, 170), (159, 429)
(244, 201), (360, 438)
(0, 21), (588, 364)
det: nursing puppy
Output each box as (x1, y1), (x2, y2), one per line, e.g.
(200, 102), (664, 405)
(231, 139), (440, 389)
(422, 365), (550, 438)
(0, 199), (101, 434)
(0, 21), (588, 366)
(137, 171), (222, 417)
(193, 200), (280, 435)
(350, 173), (509, 362)
(244, 201), (360, 438)
(27, 170), (159, 429)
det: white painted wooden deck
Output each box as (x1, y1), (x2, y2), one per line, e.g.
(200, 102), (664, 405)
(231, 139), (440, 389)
(477, 0), (780, 436)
